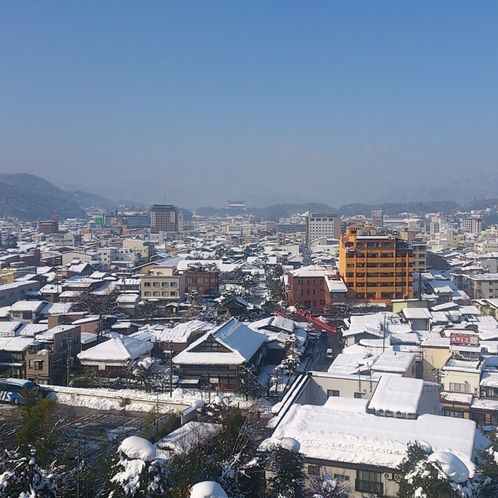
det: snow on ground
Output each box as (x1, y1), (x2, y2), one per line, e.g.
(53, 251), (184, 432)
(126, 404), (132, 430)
(48, 385), (263, 413)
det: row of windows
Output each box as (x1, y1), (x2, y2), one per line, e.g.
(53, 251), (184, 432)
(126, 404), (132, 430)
(144, 281), (178, 288)
(143, 291), (177, 297)
(355, 292), (399, 299)
(307, 466), (382, 495)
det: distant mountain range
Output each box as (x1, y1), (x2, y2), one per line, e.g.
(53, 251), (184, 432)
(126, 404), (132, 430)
(0, 173), (115, 220)
(1, 172), (498, 222)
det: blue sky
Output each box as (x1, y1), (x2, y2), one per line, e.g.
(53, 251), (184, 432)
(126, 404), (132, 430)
(1, 1), (497, 208)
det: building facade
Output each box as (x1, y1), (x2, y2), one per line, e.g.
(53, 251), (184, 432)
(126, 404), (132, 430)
(141, 266), (185, 303)
(306, 213), (341, 248)
(339, 226), (414, 304)
(150, 205), (183, 234)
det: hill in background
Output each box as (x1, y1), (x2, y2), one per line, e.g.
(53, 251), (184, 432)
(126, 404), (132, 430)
(0, 173), (113, 221)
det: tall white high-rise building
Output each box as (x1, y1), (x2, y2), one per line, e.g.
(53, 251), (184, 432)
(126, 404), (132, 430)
(306, 212), (341, 248)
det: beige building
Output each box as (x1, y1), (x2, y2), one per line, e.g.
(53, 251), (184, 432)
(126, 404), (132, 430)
(421, 337), (452, 383)
(306, 213), (341, 248)
(122, 239), (153, 260)
(452, 273), (498, 300)
(141, 266), (185, 303)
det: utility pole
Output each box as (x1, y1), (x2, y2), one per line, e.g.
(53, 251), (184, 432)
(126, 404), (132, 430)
(169, 341), (173, 397)
(66, 332), (72, 387)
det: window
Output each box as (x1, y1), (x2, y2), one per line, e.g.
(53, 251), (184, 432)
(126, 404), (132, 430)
(153, 282), (160, 287)
(153, 291), (160, 296)
(443, 409), (464, 418)
(162, 282), (169, 287)
(354, 392), (364, 399)
(170, 282), (177, 288)
(449, 382), (471, 393)
(334, 474), (349, 481)
(327, 390), (340, 397)
(356, 470), (383, 495)
(144, 291), (151, 296)
(308, 465), (320, 476)
(162, 291), (169, 296)
(144, 282), (151, 287)
(170, 291), (177, 297)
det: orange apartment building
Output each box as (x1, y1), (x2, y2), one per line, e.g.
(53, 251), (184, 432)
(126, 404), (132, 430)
(339, 226), (414, 304)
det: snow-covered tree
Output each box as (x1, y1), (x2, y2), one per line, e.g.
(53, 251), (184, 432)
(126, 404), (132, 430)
(397, 441), (475, 498)
(266, 438), (306, 498)
(235, 364), (262, 400)
(0, 447), (58, 497)
(190, 481), (228, 498)
(475, 428), (498, 497)
(106, 436), (169, 497)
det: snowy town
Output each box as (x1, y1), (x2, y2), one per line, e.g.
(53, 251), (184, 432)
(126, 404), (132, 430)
(2, 203), (498, 497)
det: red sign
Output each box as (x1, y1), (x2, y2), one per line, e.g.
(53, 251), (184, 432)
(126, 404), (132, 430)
(450, 333), (478, 346)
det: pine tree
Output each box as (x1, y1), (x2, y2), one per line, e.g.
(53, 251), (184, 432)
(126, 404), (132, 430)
(397, 441), (473, 498)
(0, 447), (58, 497)
(235, 365), (262, 400)
(266, 444), (306, 498)
(105, 436), (170, 497)
(475, 428), (498, 497)
(15, 397), (61, 467)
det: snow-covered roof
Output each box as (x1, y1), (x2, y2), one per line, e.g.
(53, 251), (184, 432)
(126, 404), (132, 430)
(78, 335), (153, 364)
(267, 396), (476, 473)
(422, 337), (451, 348)
(440, 392), (473, 405)
(156, 422), (219, 458)
(443, 359), (481, 373)
(371, 350), (416, 374)
(0, 336), (35, 351)
(327, 352), (378, 375)
(249, 316), (296, 335)
(0, 322), (23, 336)
(18, 323), (49, 337)
(368, 376), (423, 416)
(401, 307), (432, 320)
(9, 300), (47, 312)
(459, 306), (481, 316)
(146, 320), (215, 344)
(40, 302), (74, 315)
(480, 371), (498, 388)
(173, 318), (266, 366)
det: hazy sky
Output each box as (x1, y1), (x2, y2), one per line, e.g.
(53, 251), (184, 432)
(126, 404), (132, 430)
(1, 1), (497, 208)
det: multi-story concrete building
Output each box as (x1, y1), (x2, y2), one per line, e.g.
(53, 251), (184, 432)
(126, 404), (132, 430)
(339, 226), (414, 304)
(285, 265), (347, 312)
(371, 209), (384, 228)
(38, 215), (59, 235)
(397, 230), (427, 273)
(474, 239), (498, 254)
(184, 266), (220, 297)
(451, 272), (498, 300)
(460, 215), (482, 234)
(140, 265), (185, 303)
(306, 213), (341, 248)
(150, 205), (183, 234)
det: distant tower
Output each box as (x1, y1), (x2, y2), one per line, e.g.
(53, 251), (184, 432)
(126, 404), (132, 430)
(371, 210), (384, 228)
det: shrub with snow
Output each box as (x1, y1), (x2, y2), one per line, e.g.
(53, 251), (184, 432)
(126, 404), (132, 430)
(108, 436), (168, 497)
(190, 481), (228, 498)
